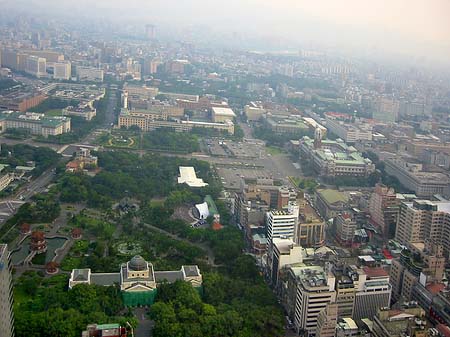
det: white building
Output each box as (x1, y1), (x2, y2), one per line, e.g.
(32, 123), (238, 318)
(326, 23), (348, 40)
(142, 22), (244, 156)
(266, 209), (298, 241)
(177, 166), (208, 188)
(325, 113), (372, 143)
(53, 61), (72, 80)
(0, 244), (14, 337)
(76, 66), (104, 82)
(25, 55), (46, 78)
(290, 265), (336, 336)
(268, 238), (303, 286)
(353, 266), (392, 320)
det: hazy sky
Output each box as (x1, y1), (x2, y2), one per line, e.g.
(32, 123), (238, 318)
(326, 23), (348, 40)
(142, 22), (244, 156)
(6, 0), (450, 66)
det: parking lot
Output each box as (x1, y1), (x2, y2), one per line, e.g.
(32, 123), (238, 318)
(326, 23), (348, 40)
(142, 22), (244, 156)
(216, 166), (274, 190)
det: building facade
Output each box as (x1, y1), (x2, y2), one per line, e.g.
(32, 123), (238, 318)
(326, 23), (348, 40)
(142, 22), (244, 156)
(0, 244), (14, 337)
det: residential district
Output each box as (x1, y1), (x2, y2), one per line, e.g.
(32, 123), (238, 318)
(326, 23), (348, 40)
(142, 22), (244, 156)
(0, 7), (449, 337)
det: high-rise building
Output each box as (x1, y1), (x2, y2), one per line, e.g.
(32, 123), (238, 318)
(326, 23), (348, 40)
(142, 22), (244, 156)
(369, 184), (400, 238)
(266, 208), (298, 241)
(53, 61), (71, 80)
(373, 97), (399, 123)
(389, 240), (445, 303)
(267, 237), (303, 286)
(0, 244), (14, 337)
(395, 200), (450, 257)
(353, 266), (391, 321)
(145, 24), (156, 40)
(287, 265), (336, 336)
(334, 212), (357, 246)
(25, 55), (46, 78)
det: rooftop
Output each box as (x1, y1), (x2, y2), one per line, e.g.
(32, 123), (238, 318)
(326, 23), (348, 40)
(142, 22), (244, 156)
(317, 189), (349, 205)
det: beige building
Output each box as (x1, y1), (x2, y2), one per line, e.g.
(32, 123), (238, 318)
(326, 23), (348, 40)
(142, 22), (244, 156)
(395, 200), (450, 257)
(211, 107), (236, 123)
(76, 66), (104, 82)
(316, 304), (338, 337)
(369, 184), (400, 238)
(384, 158), (450, 197)
(372, 306), (428, 337)
(244, 102), (265, 121)
(267, 238), (303, 286)
(0, 244), (14, 337)
(25, 55), (46, 78)
(389, 241), (445, 303)
(53, 61), (72, 80)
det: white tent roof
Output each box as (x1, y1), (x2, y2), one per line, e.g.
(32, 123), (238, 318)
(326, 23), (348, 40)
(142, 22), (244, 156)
(177, 166), (208, 187)
(195, 202), (209, 219)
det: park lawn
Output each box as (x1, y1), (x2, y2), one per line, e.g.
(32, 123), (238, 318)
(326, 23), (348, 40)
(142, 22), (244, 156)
(266, 145), (285, 155)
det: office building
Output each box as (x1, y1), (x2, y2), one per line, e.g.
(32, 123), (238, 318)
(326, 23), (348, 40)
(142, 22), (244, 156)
(325, 112), (373, 143)
(297, 217), (326, 248)
(25, 55), (46, 78)
(0, 111), (71, 137)
(284, 265), (336, 336)
(390, 241), (445, 303)
(373, 97), (399, 123)
(53, 61), (71, 80)
(299, 135), (375, 179)
(0, 244), (14, 337)
(316, 304), (338, 337)
(244, 102), (265, 121)
(369, 184), (400, 238)
(266, 207), (298, 241)
(211, 107), (236, 123)
(334, 212), (357, 246)
(76, 66), (104, 82)
(0, 88), (46, 112)
(384, 158), (450, 197)
(395, 200), (450, 257)
(353, 266), (391, 321)
(267, 237), (303, 286)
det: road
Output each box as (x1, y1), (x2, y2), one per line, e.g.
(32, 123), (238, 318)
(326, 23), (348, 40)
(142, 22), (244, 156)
(0, 87), (118, 229)
(141, 221), (217, 266)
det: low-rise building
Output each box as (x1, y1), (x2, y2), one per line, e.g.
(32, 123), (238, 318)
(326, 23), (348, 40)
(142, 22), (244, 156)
(0, 111), (71, 137)
(76, 66), (104, 82)
(384, 158), (450, 197)
(299, 135), (375, 179)
(69, 255), (202, 306)
(372, 306), (428, 337)
(325, 112), (373, 143)
(315, 189), (349, 219)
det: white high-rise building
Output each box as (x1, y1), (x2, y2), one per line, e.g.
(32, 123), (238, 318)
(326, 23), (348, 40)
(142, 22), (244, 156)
(25, 55), (46, 78)
(53, 61), (71, 80)
(0, 244), (14, 337)
(266, 209), (297, 241)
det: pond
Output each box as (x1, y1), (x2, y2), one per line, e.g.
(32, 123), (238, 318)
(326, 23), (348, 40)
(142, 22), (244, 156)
(11, 237), (68, 265)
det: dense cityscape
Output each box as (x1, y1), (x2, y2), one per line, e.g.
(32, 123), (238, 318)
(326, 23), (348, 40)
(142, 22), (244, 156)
(0, 2), (450, 337)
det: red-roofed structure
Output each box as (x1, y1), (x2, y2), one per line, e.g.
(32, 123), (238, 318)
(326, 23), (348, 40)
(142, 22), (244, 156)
(363, 266), (388, 278)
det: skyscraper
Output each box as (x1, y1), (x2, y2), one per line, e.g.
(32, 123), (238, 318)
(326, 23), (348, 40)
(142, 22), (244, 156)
(0, 244), (14, 337)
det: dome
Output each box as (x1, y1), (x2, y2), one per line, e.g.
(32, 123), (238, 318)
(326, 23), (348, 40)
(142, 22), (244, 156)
(129, 255), (147, 271)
